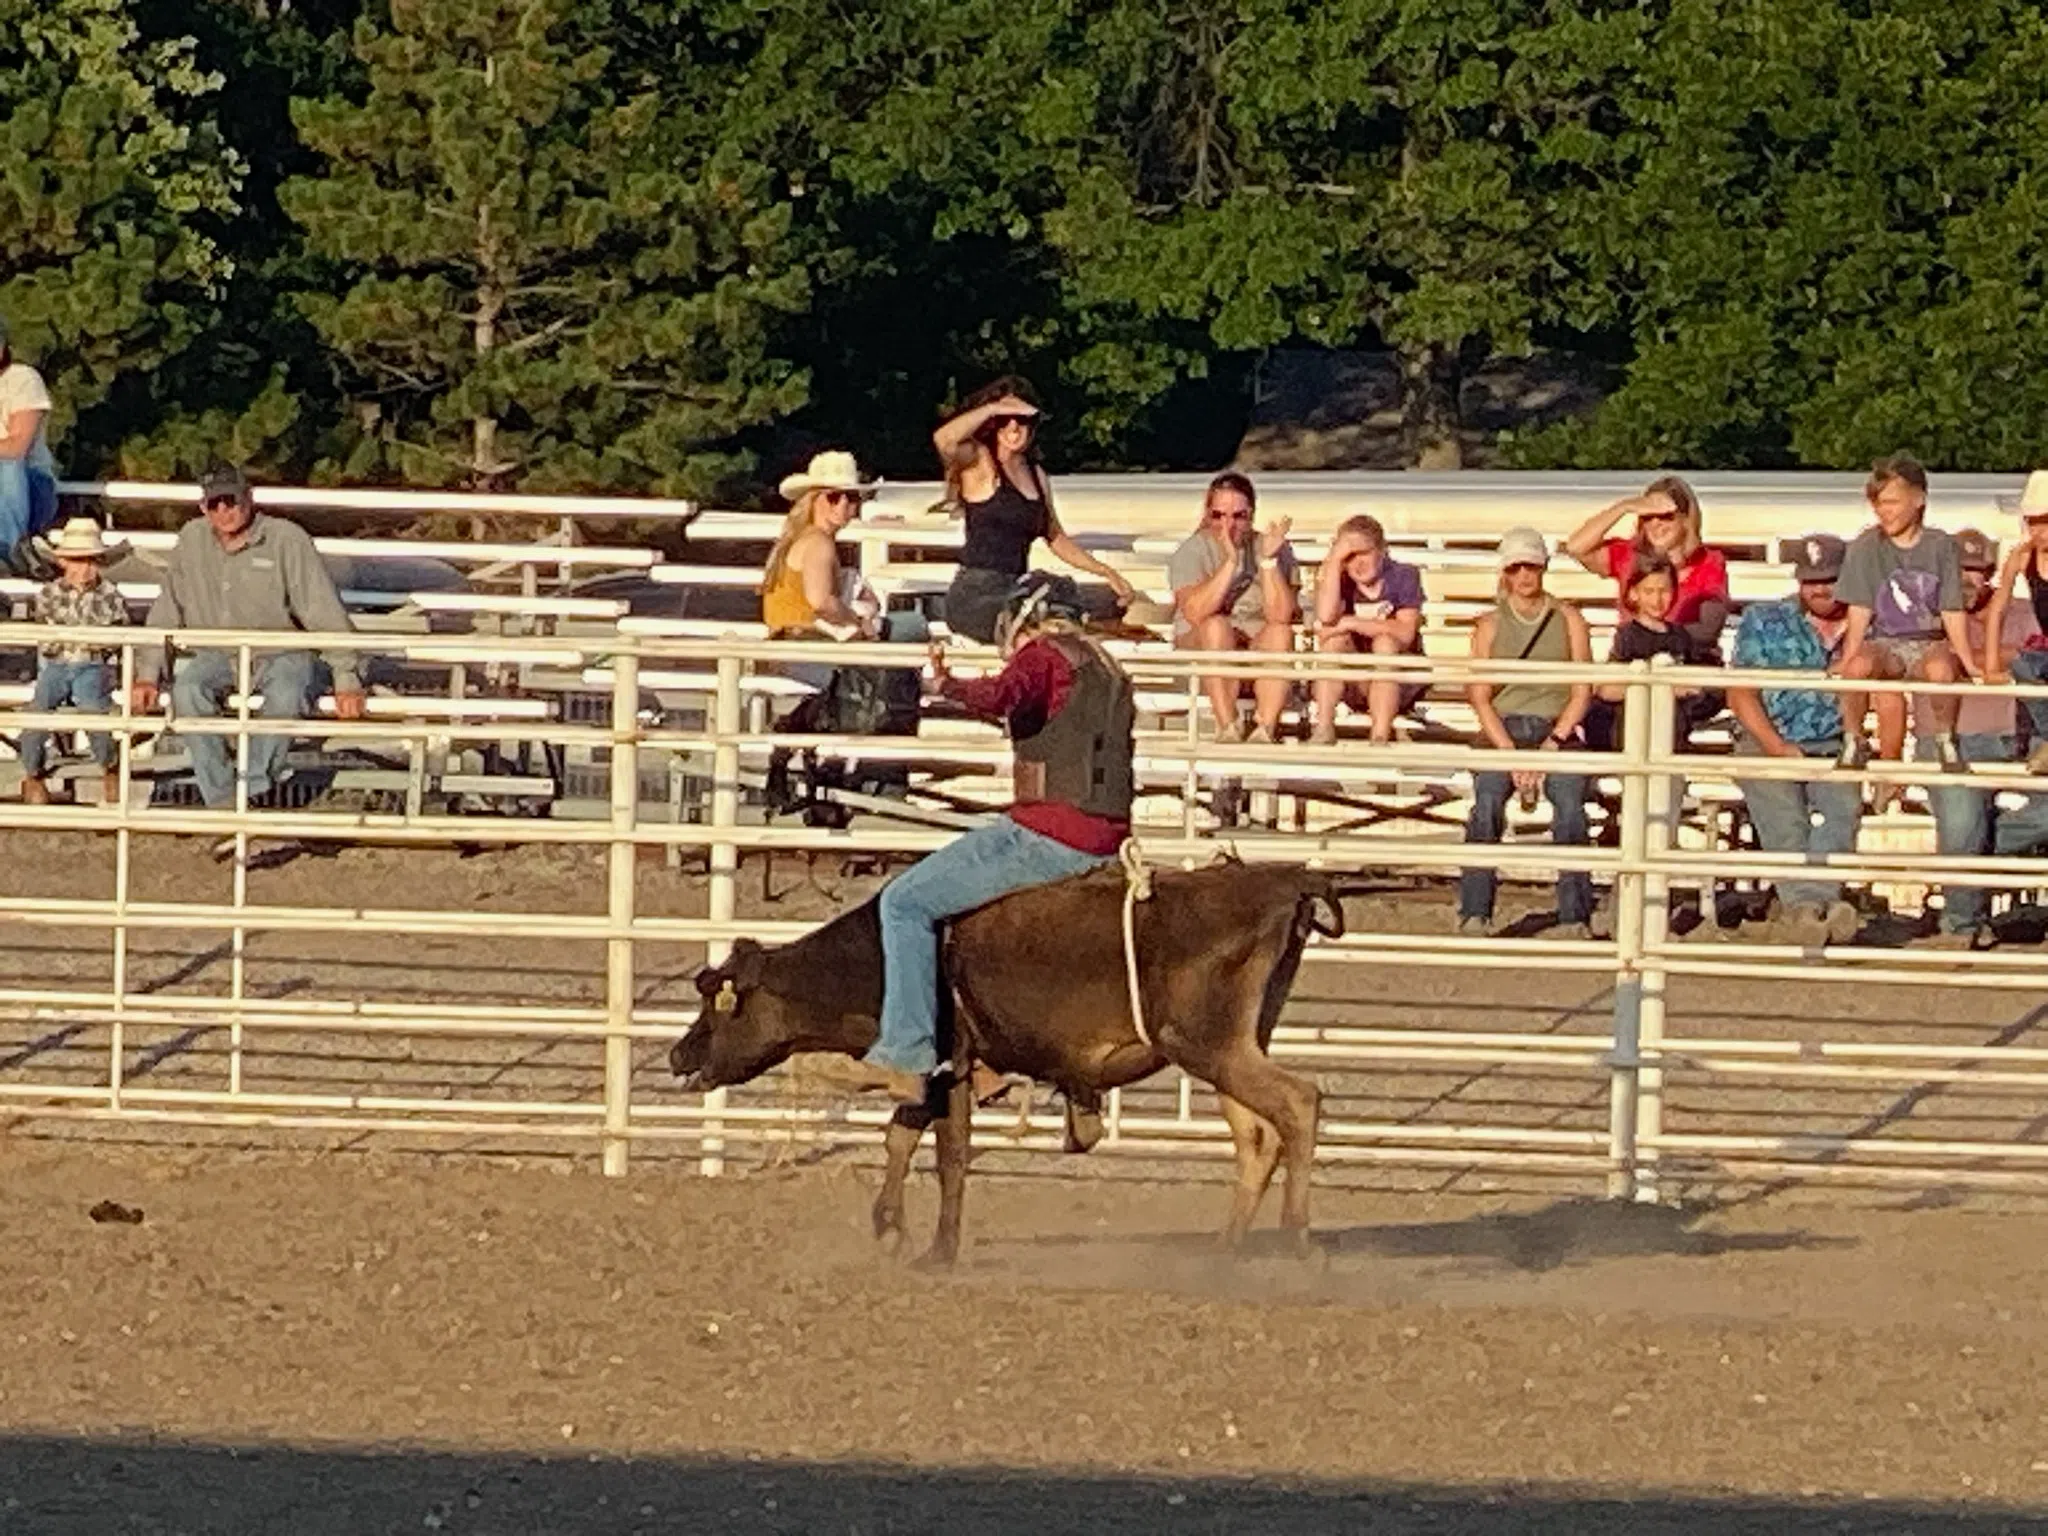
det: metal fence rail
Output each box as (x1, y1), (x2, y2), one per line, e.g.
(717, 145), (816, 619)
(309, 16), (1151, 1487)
(0, 619), (2044, 1201)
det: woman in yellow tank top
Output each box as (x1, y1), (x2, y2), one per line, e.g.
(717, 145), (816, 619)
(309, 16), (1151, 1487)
(762, 451), (883, 636)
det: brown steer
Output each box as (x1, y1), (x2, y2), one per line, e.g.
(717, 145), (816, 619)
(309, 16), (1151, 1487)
(668, 860), (1345, 1265)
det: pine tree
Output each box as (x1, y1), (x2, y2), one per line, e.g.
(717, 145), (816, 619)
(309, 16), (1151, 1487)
(279, 0), (809, 495)
(0, 0), (244, 470)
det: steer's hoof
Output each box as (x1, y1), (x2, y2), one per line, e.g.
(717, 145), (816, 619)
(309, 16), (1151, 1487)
(1063, 1102), (1104, 1154)
(912, 1244), (958, 1272)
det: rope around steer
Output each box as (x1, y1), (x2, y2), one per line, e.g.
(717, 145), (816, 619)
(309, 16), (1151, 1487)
(1118, 838), (1154, 1048)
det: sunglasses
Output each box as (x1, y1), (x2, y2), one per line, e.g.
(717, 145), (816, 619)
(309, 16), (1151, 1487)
(1207, 509), (1253, 525)
(819, 490), (861, 508)
(1637, 511), (1678, 525)
(202, 495), (242, 512)
(1502, 561), (1545, 575)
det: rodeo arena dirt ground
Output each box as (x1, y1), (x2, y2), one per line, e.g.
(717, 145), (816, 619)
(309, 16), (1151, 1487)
(1, 833), (2048, 1532)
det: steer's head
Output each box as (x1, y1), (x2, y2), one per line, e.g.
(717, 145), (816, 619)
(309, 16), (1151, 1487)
(668, 940), (806, 1091)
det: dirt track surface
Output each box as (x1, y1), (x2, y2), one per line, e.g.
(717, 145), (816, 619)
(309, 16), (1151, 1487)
(4, 1147), (2048, 1533)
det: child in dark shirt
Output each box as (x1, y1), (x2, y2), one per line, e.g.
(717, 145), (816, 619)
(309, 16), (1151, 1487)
(1598, 555), (1720, 749)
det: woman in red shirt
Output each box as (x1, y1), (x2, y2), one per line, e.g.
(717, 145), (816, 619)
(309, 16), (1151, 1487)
(1563, 476), (1730, 654)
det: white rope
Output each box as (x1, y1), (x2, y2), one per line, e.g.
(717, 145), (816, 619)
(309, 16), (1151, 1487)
(1119, 837), (1154, 1048)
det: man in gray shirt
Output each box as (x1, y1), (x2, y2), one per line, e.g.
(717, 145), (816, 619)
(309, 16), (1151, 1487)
(129, 464), (365, 807)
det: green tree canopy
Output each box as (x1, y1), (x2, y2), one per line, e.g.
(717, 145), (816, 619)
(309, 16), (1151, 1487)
(0, 0), (244, 470)
(279, 0), (809, 494)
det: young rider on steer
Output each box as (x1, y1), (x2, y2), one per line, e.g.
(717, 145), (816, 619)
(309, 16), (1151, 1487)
(854, 574), (1136, 1106)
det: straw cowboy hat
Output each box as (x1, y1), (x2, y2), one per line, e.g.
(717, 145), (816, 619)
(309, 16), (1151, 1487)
(1999, 469), (2048, 521)
(778, 450), (881, 503)
(34, 517), (125, 562)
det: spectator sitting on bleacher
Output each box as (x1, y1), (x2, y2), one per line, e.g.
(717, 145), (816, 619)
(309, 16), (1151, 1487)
(1918, 529), (2048, 951)
(933, 378), (1134, 642)
(128, 464), (365, 808)
(1458, 528), (1596, 939)
(1309, 514), (1424, 745)
(1591, 554), (1718, 752)
(1983, 469), (2048, 774)
(0, 316), (60, 572)
(1563, 476), (1730, 652)
(1834, 454), (1976, 780)
(1169, 471), (1299, 744)
(1724, 534), (1861, 946)
(19, 519), (128, 806)
(763, 451), (895, 641)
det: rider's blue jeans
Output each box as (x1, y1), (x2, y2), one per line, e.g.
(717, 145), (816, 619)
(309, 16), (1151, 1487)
(867, 816), (1110, 1077)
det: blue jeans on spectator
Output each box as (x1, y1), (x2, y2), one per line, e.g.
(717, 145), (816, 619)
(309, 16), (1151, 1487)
(867, 816), (1110, 1076)
(1458, 713), (1592, 926)
(2014, 649), (2048, 742)
(1734, 730), (1862, 910)
(1923, 732), (2048, 933)
(171, 649), (321, 807)
(0, 458), (58, 561)
(18, 659), (112, 776)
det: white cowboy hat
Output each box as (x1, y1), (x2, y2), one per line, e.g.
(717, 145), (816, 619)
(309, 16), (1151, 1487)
(1999, 469), (2048, 521)
(777, 450), (881, 503)
(34, 517), (125, 561)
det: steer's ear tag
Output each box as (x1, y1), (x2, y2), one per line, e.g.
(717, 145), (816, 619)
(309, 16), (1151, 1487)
(714, 980), (738, 1013)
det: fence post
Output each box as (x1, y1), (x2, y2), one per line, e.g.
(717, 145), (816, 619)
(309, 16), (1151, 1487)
(602, 649), (640, 1176)
(1605, 661), (1651, 1200)
(228, 642), (252, 1096)
(700, 648), (743, 1176)
(1634, 660), (1679, 1204)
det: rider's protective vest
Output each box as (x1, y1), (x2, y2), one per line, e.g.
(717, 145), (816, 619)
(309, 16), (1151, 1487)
(1011, 633), (1136, 820)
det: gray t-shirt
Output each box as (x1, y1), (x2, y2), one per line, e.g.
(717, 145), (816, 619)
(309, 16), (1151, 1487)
(1167, 531), (1298, 637)
(1836, 526), (1963, 640)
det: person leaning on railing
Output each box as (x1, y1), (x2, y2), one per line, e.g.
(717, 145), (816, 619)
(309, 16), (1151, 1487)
(932, 377), (1134, 642)
(1915, 529), (2048, 951)
(128, 463), (365, 809)
(1457, 528), (1597, 940)
(1723, 534), (1861, 946)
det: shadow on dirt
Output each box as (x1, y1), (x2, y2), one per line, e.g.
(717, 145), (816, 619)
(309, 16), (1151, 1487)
(1005, 1198), (1852, 1275)
(1305, 1196), (1853, 1272)
(0, 1437), (2036, 1535)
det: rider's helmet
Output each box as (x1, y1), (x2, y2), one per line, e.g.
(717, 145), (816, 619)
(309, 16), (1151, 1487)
(992, 572), (1087, 653)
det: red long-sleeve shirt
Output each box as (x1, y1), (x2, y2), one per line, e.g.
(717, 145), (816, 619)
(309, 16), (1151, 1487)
(940, 638), (1129, 855)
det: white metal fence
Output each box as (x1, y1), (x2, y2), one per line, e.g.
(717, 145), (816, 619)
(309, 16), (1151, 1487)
(1, 618), (2045, 1202)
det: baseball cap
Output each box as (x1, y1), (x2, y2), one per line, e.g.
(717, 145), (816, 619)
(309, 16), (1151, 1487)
(1786, 533), (1846, 583)
(199, 463), (251, 506)
(1496, 527), (1549, 570)
(1955, 528), (1998, 570)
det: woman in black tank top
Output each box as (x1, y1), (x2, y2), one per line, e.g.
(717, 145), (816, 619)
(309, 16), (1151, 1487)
(934, 376), (1135, 642)
(1985, 497), (2048, 762)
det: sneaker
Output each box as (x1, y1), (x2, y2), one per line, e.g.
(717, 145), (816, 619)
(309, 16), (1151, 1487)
(1308, 721), (1339, 747)
(1776, 902), (1828, 945)
(1245, 724), (1277, 746)
(1214, 719), (1246, 745)
(100, 769), (122, 806)
(1936, 733), (1965, 773)
(2028, 742), (2048, 776)
(1549, 922), (1593, 941)
(20, 776), (50, 806)
(1836, 736), (1869, 770)
(1456, 915), (1492, 937)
